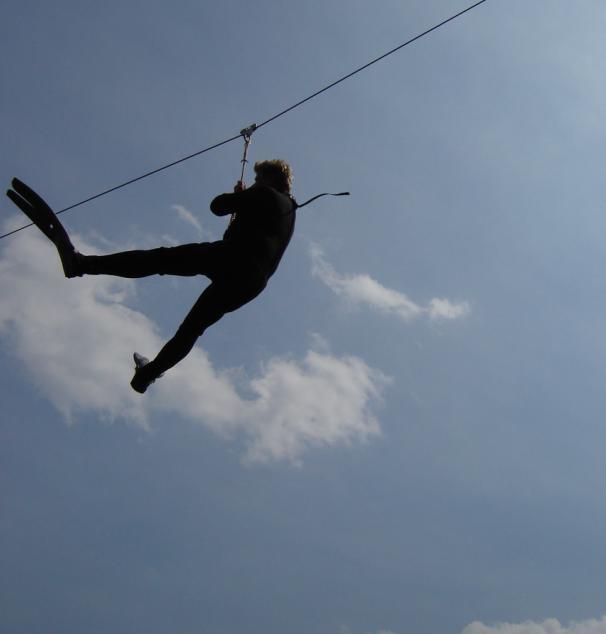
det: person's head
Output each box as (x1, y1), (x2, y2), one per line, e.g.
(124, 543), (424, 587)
(254, 159), (293, 194)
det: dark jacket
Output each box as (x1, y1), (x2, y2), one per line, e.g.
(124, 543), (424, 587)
(210, 184), (296, 278)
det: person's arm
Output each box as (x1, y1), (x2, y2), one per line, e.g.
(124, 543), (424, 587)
(210, 184), (270, 217)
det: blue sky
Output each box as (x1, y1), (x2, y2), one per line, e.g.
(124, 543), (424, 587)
(2, 1), (606, 633)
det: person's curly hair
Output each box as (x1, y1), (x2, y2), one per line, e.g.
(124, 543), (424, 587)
(254, 159), (293, 194)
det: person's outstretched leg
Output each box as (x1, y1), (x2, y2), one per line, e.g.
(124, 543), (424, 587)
(130, 271), (267, 393)
(80, 243), (223, 279)
(5, 178), (228, 280)
(130, 282), (228, 393)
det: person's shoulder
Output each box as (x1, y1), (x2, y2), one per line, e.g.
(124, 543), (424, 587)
(253, 184), (294, 209)
(250, 183), (277, 198)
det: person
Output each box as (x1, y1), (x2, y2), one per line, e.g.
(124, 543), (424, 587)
(6, 159), (296, 394)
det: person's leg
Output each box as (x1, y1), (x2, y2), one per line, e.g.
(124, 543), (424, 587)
(130, 282), (228, 392)
(80, 242), (227, 279)
(131, 270), (267, 393)
(5, 179), (228, 281)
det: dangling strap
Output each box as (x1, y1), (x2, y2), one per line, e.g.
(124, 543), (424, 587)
(294, 191), (350, 209)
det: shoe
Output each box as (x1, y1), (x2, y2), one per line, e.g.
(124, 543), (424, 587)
(130, 352), (163, 394)
(6, 178), (82, 278)
(133, 352), (150, 369)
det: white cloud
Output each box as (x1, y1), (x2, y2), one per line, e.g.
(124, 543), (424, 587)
(310, 243), (470, 322)
(462, 616), (606, 634)
(172, 204), (202, 231)
(172, 204), (215, 240)
(0, 219), (387, 464)
(243, 349), (387, 464)
(428, 297), (470, 320)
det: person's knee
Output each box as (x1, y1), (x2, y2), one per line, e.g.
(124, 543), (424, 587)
(222, 278), (267, 313)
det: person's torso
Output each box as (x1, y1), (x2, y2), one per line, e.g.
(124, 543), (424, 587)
(222, 186), (296, 277)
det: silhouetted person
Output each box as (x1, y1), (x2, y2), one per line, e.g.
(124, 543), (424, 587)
(6, 160), (296, 393)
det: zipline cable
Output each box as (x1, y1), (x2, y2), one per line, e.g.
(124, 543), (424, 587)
(1, 0), (489, 241)
(255, 0), (488, 131)
(0, 134), (242, 240)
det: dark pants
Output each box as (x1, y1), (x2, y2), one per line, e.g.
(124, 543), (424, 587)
(81, 241), (267, 378)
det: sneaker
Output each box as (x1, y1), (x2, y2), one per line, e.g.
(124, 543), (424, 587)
(133, 352), (151, 370)
(130, 352), (164, 394)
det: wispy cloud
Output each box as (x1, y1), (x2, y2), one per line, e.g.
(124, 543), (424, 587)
(310, 243), (470, 322)
(172, 204), (215, 240)
(0, 220), (387, 464)
(462, 616), (606, 634)
(243, 348), (387, 464)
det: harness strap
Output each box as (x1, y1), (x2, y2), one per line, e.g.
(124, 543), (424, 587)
(294, 191), (350, 209)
